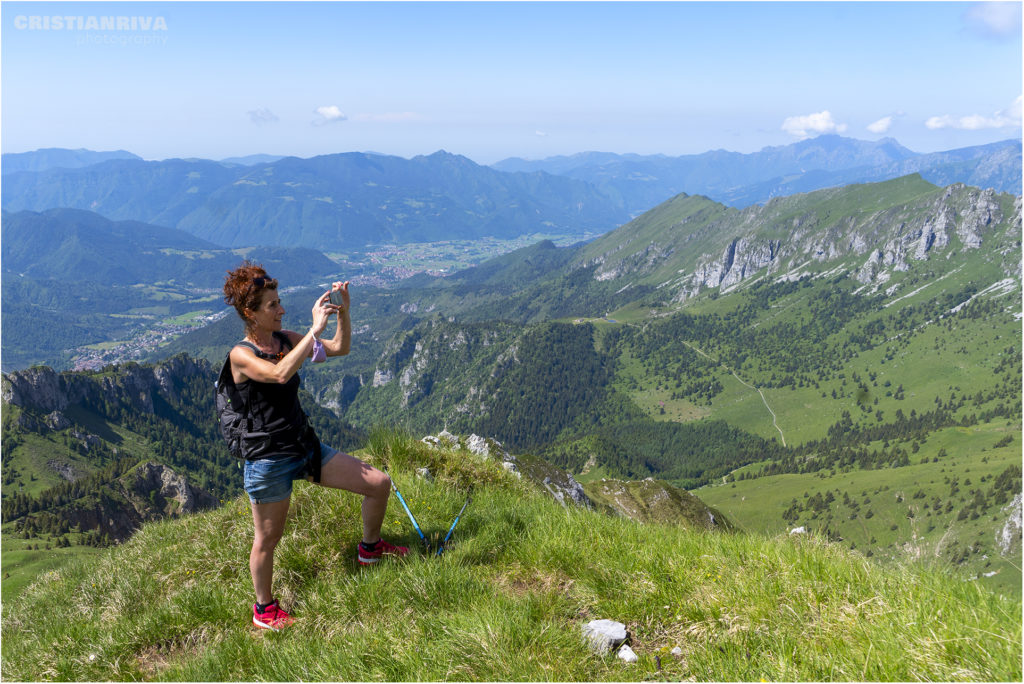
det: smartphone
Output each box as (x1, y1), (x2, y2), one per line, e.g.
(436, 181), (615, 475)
(329, 290), (345, 307)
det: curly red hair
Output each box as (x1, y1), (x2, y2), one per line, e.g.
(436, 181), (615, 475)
(223, 261), (278, 333)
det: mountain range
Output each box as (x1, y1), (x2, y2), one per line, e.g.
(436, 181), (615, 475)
(1, 151), (628, 249)
(0, 208), (346, 371)
(278, 173), (1020, 593)
(1, 148), (141, 174)
(494, 136), (1022, 213)
(1, 207), (339, 288)
(2, 137), (1019, 253)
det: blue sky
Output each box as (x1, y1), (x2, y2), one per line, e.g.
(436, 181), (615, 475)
(2, 1), (1021, 164)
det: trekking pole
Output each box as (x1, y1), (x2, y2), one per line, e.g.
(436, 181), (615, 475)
(436, 488), (473, 556)
(386, 467), (430, 553)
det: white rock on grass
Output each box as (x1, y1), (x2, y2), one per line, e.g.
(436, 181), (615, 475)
(467, 434), (491, 458)
(789, 526), (806, 535)
(416, 467), (433, 482)
(422, 430), (460, 450)
(617, 644), (638, 663)
(581, 619), (628, 652)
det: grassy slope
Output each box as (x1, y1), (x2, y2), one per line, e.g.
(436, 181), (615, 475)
(1, 543), (107, 604)
(697, 420), (1022, 597)
(603, 245), (1018, 445)
(2, 435), (1020, 682)
(578, 216), (1023, 596)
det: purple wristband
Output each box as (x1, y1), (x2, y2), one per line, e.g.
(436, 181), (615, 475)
(311, 338), (327, 363)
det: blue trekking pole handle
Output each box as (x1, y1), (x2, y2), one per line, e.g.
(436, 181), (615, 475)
(436, 489), (472, 556)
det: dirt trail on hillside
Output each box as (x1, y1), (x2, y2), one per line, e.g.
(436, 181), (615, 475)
(680, 341), (787, 447)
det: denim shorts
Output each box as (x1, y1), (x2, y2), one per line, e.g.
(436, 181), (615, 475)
(243, 442), (337, 504)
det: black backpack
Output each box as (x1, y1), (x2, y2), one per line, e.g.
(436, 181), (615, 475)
(215, 345), (255, 461)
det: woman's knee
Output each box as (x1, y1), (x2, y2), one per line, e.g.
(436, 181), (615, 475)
(372, 469), (392, 498)
(253, 528), (283, 552)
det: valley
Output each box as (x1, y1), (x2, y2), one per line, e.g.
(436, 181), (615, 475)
(2, 143), (1020, 618)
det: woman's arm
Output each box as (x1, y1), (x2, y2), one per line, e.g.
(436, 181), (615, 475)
(232, 292), (335, 384)
(322, 281), (351, 357)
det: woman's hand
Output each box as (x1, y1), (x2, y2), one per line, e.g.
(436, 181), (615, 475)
(311, 291), (339, 336)
(331, 281), (351, 316)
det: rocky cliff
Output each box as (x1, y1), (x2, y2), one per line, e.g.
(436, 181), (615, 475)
(2, 353), (210, 418)
(54, 462), (218, 542)
(580, 177), (1022, 303)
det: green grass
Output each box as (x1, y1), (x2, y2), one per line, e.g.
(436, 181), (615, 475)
(603, 246), (1020, 448)
(1, 543), (106, 604)
(697, 420), (1022, 597)
(2, 433), (1020, 681)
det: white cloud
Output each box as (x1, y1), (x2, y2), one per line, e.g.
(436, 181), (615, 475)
(312, 105), (347, 126)
(1011, 94), (1023, 120)
(964, 1), (1022, 39)
(247, 107), (279, 125)
(925, 95), (1023, 130)
(867, 116), (894, 134)
(535, 130), (548, 137)
(781, 111), (848, 139)
(350, 112), (421, 123)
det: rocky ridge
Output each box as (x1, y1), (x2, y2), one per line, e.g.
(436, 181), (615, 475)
(582, 179), (1022, 303)
(582, 477), (733, 530)
(2, 353), (209, 418)
(420, 429), (592, 509)
(69, 462), (218, 542)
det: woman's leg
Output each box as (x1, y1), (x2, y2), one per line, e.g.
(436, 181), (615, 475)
(250, 497), (290, 605)
(314, 451), (391, 543)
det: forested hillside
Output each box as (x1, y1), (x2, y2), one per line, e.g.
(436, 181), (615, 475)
(1, 355), (364, 552)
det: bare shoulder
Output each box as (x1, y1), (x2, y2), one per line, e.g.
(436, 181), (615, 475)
(229, 342), (257, 362)
(228, 343), (259, 383)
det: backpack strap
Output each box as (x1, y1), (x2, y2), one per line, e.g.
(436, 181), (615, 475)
(235, 332), (294, 360)
(273, 330), (294, 352)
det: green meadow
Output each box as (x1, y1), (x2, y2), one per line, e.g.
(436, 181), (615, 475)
(2, 432), (1019, 681)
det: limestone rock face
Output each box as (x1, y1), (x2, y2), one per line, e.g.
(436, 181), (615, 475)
(541, 474), (590, 508)
(124, 462), (219, 517)
(997, 494), (1022, 557)
(2, 366), (68, 413)
(2, 355), (208, 418)
(56, 462), (218, 542)
(605, 183), (1019, 302)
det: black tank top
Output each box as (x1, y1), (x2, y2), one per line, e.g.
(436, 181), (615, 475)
(234, 332), (314, 460)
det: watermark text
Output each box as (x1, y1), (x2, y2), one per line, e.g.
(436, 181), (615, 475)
(14, 15), (168, 31)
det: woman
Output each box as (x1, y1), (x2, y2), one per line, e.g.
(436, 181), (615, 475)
(222, 261), (407, 631)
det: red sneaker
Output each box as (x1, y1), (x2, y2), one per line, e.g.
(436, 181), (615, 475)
(252, 600), (295, 630)
(358, 539), (409, 565)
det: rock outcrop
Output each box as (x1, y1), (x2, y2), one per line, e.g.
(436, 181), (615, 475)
(997, 493), (1022, 557)
(420, 431), (587, 506)
(583, 478), (732, 530)
(35, 462), (218, 543)
(2, 354), (209, 418)
(580, 180), (1021, 303)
